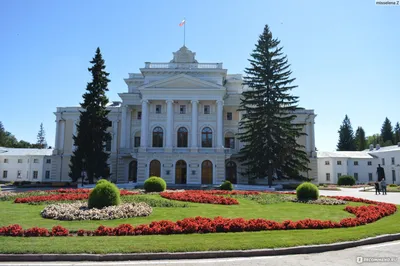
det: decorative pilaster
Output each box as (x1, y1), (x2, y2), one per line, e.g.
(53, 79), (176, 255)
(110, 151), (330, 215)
(165, 100), (174, 151)
(112, 120), (118, 153)
(126, 107), (132, 148)
(120, 105), (127, 148)
(191, 100), (199, 152)
(140, 100), (149, 149)
(54, 116), (60, 150)
(59, 120), (65, 150)
(306, 120), (311, 155)
(216, 100), (224, 150)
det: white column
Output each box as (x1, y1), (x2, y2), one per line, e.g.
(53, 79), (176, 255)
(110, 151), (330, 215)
(59, 120), (65, 150)
(306, 121), (311, 153)
(54, 117), (60, 150)
(191, 100), (199, 149)
(140, 100), (149, 148)
(166, 100), (174, 148)
(120, 105), (127, 148)
(216, 100), (224, 148)
(126, 107), (132, 148)
(112, 120), (118, 152)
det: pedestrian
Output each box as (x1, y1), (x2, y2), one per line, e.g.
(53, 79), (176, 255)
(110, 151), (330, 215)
(374, 181), (380, 195)
(381, 178), (387, 195)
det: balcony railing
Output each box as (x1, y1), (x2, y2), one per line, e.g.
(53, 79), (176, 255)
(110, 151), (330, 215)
(144, 62), (223, 69)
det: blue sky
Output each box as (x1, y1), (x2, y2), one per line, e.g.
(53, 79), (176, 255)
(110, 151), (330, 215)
(0, 0), (399, 151)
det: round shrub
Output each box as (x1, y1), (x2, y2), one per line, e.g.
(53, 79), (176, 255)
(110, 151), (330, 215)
(296, 182), (319, 200)
(337, 175), (356, 186)
(144, 176), (167, 192)
(88, 180), (121, 209)
(220, 180), (233, 191)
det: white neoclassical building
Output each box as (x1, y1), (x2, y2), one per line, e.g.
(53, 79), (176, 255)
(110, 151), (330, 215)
(51, 46), (317, 185)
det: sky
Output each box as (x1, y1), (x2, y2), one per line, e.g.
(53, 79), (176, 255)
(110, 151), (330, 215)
(0, 0), (399, 152)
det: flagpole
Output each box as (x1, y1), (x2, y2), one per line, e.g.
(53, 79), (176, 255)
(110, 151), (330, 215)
(183, 18), (186, 46)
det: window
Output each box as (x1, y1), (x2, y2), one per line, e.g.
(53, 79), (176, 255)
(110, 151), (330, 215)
(337, 161), (342, 165)
(226, 112), (232, 120)
(179, 105), (186, 114)
(354, 173), (358, 181)
(201, 127), (213, 147)
(3, 159), (8, 163)
(337, 173), (342, 179)
(134, 137), (141, 147)
(393, 170), (396, 182)
(152, 127), (163, 147)
(326, 173), (330, 181)
(204, 105), (210, 114)
(105, 138), (112, 151)
(392, 157), (395, 165)
(325, 161), (330, 165)
(33, 159), (39, 163)
(354, 161), (358, 166)
(17, 170), (21, 179)
(45, 170), (50, 179)
(368, 173), (373, 181)
(18, 159), (22, 163)
(155, 105), (162, 114)
(46, 159), (51, 164)
(137, 111), (142, 120)
(368, 161), (372, 166)
(177, 127), (188, 147)
(382, 158), (385, 165)
(2, 171), (7, 179)
(33, 171), (38, 179)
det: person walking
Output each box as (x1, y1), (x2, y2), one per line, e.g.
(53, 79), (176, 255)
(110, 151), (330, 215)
(374, 181), (381, 195)
(381, 178), (387, 195)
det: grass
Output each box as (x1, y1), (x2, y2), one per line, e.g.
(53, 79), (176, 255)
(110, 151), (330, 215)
(0, 193), (399, 254)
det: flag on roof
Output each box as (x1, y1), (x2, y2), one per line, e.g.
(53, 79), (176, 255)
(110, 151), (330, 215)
(179, 19), (185, 26)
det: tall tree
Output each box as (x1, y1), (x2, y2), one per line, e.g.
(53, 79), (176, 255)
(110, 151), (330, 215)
(354, 126), (366, 151)
(337, 115), (356, 151)
(0, 122), (6, 147)
(380, 117), (393, 146)
(394, 122), (400, 144)
(36, 123), (47, 149)
(366, 134), (382, 148)
(237, 25), (310, 187)
(69, 48), (111, 184)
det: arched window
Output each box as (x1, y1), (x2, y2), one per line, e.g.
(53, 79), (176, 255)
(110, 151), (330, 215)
(177, 127), (188, 147)
(152, 127), (163, 147)
(201, 160), (213, 184)
(149, 160), (161, 177)
(201, 127), (212, 147)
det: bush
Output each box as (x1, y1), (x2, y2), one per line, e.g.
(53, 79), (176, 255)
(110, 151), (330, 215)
(296, 182), (319, 200)
(219, 180), (233, 191)
(337, 175), (356, 186)
(389, 184), (398, 187)
(88, 180), (121, 209)
(144, 176), (166, 192)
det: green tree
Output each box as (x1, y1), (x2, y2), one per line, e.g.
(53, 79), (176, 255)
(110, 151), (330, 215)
(0, 122), (6, 147)
(337, 115), (356, 151)
(69, 48), (112, 184)
(380, 117), (393, 146)
(237, 25), (310, 187)
(366, 134), (382, 148)
(394, 122), (400, 144)
(36, 123), (47, 149)
(354, 126), (366, 151)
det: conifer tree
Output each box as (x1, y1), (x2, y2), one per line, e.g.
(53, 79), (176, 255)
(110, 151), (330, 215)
(337, 115), (356, 151)
(36, 123), (47, 149)
(237, 25), (310, 187)
(394, 122), (400, 144)
(354, 126), (366, 151)
(381, 117), (393, 146)
(69, 48), (111, 184)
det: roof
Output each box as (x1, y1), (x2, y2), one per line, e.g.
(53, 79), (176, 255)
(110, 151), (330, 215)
(317, 151), (375, 159)
(0, 147), (54, 156)
(365, 144), (400, 153)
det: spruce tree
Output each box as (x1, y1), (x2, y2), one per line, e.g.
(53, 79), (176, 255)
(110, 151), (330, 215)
(69, 48), (111, 184)
(354, 126), (366, 151)
(381, 117), (393, 146)
(337, 115), (356, 151)
(0, 122), (6, 147)
(237, 25), (310, 187)
(36, 123), (47, 149)
(394, 122), (400, 144)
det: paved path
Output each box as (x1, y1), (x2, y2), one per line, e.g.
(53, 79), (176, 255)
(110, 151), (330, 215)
(318, 187), (400, 204)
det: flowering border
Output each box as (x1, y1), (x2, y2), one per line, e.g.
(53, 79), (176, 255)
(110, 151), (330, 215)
(0, 196), (397, 237)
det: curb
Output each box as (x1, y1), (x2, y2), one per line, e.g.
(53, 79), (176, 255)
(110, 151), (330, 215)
(1, 233), (400, 262)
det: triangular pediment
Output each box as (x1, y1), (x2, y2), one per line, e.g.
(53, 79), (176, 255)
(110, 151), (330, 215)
(140, 74), (223, 90)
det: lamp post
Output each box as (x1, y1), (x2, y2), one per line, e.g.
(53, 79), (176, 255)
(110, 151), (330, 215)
(268, 159), (273, 188)
(81, 158), (86, 187)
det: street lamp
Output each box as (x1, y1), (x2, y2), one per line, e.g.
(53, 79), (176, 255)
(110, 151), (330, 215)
(81, 158), (86, 187)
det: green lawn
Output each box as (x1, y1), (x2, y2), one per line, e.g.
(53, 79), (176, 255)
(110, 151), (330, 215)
(0, 194), (399, 254)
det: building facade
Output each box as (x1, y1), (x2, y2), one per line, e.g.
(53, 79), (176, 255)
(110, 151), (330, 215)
(51, 46), (317, 185)
(0, 147), (53, 182)
(367, 143), (400, 184)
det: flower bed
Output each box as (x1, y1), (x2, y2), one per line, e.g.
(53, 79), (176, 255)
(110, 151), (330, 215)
(41, 202), (152, 220)
(0, 196), (397, 237)
(160, 191), (239, 205)
(292, 198), (346, 205)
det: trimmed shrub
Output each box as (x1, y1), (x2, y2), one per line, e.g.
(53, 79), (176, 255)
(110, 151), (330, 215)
(296, 182), (319, 200)
(219, 180), (233, 191)
(88, 180), (121, 209)
(389, 184), (398, 188)
(144, 176), (167, 192)
(338, 175), (356, 186)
